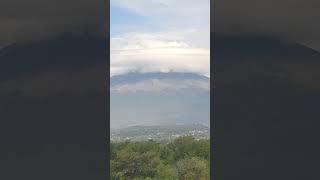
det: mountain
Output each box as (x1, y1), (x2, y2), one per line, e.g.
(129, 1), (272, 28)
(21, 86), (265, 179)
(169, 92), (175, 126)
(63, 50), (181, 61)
(111, 72), (209, 93)
(111, 72), (208, 86)
(110, 72), (210, 129)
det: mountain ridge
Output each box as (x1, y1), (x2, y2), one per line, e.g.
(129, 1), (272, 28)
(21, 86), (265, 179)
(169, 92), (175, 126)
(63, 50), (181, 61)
(111, 71), (209, 85)
(110, 71), (210, 129)
(110, 71), (210, 93)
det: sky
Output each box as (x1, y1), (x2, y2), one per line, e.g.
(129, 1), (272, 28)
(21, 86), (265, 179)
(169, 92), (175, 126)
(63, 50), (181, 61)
(110, 0), (210, 77)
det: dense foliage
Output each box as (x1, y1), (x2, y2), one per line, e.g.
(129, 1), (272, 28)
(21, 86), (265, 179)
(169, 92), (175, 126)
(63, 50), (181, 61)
(110, 136), (210, 180)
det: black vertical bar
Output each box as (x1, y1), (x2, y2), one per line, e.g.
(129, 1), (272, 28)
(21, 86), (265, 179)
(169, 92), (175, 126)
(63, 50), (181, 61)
(0, 0), (109, 179)
(106, 0), (110, 178)
(210, 0), (215, 180)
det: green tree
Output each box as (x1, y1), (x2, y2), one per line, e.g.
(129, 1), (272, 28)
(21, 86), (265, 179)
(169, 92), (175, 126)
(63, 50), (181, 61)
(112, 147), (160, 179)
(194, 139), (210, 160)
(155, 163), (178, 180)
(169, 136), (197, 160)
(175, 157), (209, 180)
(110, 136), (210, 180)
(158, 145), (175, 165)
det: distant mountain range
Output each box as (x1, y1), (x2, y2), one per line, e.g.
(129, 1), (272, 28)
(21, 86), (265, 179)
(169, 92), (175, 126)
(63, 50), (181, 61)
(111, 72), (209, 85)
(111, 72), (209, 93)
(110, 72), (210, 129)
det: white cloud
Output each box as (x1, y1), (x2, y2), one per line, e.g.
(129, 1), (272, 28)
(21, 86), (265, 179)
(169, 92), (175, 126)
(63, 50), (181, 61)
(110, 0), (210, 77)
(111, 31), (210, 77)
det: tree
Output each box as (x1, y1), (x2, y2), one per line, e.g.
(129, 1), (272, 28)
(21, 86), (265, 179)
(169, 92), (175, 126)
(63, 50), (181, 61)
(112, 147), (160, 179)
(175, 157), (209, 180)
(110, 137), (210, 180)
(155, 163), (178, 180)
(169, 136), (198, 160)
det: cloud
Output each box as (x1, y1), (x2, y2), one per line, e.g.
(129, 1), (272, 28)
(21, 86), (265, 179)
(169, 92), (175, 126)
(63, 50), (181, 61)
(111, 0), (210, 77)
(111, 31), (210, 77)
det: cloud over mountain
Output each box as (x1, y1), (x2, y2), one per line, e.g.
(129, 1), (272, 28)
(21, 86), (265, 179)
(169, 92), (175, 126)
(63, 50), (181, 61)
(111, 30), (210, 77)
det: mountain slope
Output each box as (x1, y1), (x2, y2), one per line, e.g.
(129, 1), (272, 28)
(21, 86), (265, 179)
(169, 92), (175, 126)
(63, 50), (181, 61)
(110, 72), (210, 129)
(111, 72), (209, 93)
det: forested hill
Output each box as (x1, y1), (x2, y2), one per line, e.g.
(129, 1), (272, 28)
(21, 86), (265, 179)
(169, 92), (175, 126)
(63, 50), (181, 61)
(111, 136), (210, 180)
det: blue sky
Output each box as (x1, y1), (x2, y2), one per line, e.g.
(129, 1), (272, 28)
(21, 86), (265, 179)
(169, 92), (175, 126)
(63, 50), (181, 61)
(111, 6), (149, 37)
(110, 0), (210, 77)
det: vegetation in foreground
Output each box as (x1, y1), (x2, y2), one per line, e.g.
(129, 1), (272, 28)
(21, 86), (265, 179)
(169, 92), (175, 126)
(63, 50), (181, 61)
(110, 136), (210, 180)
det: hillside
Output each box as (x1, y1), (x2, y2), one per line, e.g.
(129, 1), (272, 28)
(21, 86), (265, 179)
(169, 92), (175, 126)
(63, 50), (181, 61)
(110, 72), (210, 129)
